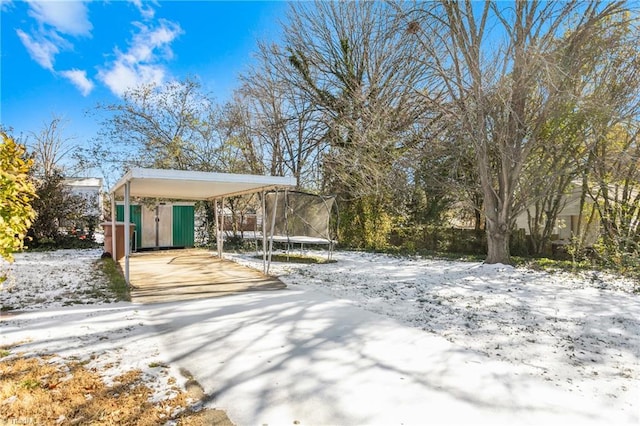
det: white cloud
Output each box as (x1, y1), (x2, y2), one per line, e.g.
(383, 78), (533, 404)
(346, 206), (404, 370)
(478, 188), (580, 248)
(130, 0), (156, 20)
(99, 61), (165, 97)
(1, 1), (15, 12)
(26, 0), (92, 36)
(16, 28), (59, 70)
(60, 69), (95, 96)
(17, 1), (91, 76)
(99, 19), (182, 97)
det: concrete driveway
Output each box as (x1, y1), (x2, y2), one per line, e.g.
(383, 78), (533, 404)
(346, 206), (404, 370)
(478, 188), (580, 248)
(143, 286), (624, 426)
(125, 250), (284, 304)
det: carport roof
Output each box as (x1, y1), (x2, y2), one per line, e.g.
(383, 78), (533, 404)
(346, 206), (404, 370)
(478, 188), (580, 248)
(110, 168), (296, 200)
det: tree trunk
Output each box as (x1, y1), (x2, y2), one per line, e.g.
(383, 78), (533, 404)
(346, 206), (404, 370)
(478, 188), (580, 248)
(485, 220), (510, 264)
(481, 172), (511, 264)
(474, 208), (482, 232)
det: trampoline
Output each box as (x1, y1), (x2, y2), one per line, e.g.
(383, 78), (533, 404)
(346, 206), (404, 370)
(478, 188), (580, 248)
(239, 190), (338, 269)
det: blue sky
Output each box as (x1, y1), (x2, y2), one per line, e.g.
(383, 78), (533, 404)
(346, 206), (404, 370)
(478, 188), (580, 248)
(1, 0), (287, 161)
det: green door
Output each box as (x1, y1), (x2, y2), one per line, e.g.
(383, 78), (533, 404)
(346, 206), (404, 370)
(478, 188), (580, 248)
(173, 205), (195, 247)
(116, 205), (142, 249)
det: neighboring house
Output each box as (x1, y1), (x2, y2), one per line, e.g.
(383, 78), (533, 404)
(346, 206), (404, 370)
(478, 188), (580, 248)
(64, 177), (103, 219)
(514, 183), (606, 248)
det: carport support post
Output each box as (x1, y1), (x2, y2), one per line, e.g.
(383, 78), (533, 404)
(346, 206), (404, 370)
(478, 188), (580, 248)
(262, 191), (267, 274)
(214, 198), (222, 258)
(124, 181), (131, 286)
(267, 189), (278, 275)
(111, 194), (116, 263)
(220, 197), (225, 259)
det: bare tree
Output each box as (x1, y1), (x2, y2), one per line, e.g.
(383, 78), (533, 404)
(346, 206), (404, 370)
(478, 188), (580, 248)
(217, 96), (265, 176)
(87, 77), (228, 173)
(29, 115), (76, 177)
(239, 41), (328, 189)
(284, 1), (428, 196)
(401, 0), (628, 263)
(576, 15), (640, 257)
(588, 125), (640, 248)
(267, 1), (430, 247)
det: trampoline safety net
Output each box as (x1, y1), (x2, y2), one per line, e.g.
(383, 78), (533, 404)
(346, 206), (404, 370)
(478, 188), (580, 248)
(264, 191), (335, 242)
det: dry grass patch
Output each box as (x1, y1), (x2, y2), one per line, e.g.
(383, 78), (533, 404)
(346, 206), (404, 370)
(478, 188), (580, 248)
(0, 351), (232, 425)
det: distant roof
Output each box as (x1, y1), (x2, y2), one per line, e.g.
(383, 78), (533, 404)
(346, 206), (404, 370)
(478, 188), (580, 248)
(109, 168), (296, 200)
(64, 177), (103, 188)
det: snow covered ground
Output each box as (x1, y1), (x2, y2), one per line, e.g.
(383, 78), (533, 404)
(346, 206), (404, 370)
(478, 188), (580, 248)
(1, 249), (117, 311)
(227, 250), (640, 417)
(1, 248), (639, 425)
(0, 249), (188, 412)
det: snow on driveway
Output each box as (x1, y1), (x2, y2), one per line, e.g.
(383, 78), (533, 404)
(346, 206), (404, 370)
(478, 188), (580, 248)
(1, 249), (639, 425)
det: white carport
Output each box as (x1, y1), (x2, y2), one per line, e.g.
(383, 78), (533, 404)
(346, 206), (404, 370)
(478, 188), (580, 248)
(109, 168), (296, 284)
